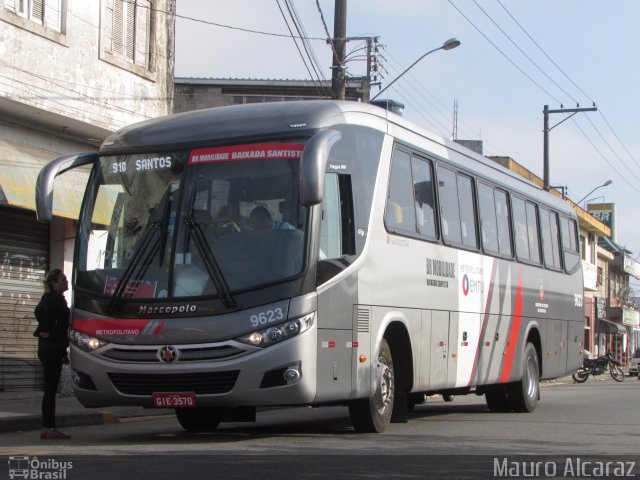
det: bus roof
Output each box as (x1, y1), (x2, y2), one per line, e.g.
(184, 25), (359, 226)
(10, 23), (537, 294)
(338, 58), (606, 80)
(101, 100), (572, 215)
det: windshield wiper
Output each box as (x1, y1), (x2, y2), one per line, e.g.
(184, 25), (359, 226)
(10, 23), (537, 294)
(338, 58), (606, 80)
(185, 217), (238, 309)
(108, 190), (172, 311)
(108, 221), (161, 312)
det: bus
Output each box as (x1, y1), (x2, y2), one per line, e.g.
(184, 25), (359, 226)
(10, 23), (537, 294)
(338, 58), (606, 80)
(36, 101), (584, 433)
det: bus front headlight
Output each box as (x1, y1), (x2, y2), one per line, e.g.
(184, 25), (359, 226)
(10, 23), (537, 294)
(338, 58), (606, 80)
(237, 312), (315, 347)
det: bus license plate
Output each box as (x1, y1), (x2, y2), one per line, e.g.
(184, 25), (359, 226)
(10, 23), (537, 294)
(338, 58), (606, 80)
(152, 392), (196, 408)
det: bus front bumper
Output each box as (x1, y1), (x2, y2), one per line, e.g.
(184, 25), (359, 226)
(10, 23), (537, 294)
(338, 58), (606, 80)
(69, 326), (318, 409)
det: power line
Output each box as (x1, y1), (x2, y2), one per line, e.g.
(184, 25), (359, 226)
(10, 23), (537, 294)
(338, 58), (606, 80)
(275, 0), (328, 98)
(448, 0), (640, 194)
(286, 0), (327, 80)
(570, 118), (640, 195)
(137, 0), (327, 41)
(582, 115), (640, 183)
(447, 0), (562, 104)
(495, 0), (595, 105)
(315, 0), (341, 75)
(486, 1), (640, 189)
(471, 0), (578, 104)
(598, 109), (640, 170)
(379, 46), (511, 157)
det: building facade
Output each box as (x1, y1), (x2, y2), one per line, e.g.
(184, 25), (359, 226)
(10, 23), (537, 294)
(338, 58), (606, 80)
(173, 78), (366, 113)
(0, 0), (175, 390)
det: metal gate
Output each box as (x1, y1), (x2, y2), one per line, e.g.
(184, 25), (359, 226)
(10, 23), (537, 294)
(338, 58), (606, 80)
(0, 206), (49, 391)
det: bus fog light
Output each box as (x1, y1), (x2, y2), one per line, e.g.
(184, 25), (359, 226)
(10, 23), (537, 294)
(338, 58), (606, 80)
(266, 327), (283, 342)
(285, 321), (300, 335)
(284, 368), (301, 384)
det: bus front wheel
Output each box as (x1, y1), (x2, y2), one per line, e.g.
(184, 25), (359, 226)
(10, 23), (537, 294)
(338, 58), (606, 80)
(175, 407), (223, 432)
(349, 338), (395, 433)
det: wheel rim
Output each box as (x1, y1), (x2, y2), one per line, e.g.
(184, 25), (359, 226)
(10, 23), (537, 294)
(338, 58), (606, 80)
(525, 352), (538, 399)
(375, 356), (394, 415)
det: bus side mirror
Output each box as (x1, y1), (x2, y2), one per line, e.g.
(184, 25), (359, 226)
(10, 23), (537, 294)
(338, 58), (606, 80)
(36, 152), (97, 223)
(299, 129), (341, 207)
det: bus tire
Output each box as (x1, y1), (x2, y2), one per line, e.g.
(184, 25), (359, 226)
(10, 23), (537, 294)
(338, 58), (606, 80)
(175, 407), (223, 432)
(508, 342), (539, 413)
(349, 338), (394, 433)
(485, 385), (511, 412)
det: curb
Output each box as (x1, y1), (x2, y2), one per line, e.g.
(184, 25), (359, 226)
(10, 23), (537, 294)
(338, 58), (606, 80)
(0, 412), (108, 434)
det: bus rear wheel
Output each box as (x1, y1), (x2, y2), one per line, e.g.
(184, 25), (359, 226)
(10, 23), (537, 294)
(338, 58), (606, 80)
(175, 407), (223, 432)
(349, 338), (394, 433)
(508, 342), (540, 412)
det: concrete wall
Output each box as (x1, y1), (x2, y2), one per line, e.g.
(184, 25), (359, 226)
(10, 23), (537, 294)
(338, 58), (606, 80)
(0, 0), (175, 133)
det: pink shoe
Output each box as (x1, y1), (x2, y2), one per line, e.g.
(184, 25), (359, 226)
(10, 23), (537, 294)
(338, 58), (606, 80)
(40, 429), (71, 440)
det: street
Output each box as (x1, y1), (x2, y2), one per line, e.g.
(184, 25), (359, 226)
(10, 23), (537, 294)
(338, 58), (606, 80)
(1, 378), (638, 478)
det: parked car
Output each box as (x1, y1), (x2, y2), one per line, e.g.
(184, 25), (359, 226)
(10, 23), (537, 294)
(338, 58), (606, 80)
(629, 349), (640, 376)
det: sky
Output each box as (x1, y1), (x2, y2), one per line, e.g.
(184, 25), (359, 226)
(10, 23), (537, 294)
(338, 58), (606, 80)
(174, 1), (640, 273)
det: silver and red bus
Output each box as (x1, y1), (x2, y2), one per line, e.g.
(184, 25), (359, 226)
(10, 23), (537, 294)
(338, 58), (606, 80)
(36, 101), (583, 432)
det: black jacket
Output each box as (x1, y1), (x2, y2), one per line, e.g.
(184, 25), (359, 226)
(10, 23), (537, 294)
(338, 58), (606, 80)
(34, 291), (70, 347)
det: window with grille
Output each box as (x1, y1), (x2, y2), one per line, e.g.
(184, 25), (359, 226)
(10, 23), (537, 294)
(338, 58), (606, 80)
(103, 0), (151, 69)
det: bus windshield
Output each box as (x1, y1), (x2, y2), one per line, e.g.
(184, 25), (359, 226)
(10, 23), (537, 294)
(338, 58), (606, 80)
(76, 142), (308, 301)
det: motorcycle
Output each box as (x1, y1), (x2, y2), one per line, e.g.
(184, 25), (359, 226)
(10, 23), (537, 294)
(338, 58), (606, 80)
(572, 352), (625, 383)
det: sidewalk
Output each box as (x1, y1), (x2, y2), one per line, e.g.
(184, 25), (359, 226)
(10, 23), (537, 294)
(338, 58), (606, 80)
(0, 390), (172, 434)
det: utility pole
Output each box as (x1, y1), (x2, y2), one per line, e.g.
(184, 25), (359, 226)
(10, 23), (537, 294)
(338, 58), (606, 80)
(331, 0), (347, 100)
(543, 104), (597, 191)
(363, 36), (372, 102)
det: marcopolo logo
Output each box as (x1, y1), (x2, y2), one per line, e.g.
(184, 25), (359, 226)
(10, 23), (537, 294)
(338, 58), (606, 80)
(8, 456), (73, 479)
(138, 303), (197, 315)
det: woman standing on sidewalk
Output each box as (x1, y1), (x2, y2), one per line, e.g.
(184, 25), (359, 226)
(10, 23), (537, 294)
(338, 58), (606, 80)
(33, 269), (71, 440)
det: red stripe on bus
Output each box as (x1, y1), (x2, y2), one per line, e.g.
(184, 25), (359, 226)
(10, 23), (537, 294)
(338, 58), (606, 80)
(71, 318), (150, 336)
(498, 271), (524, 383)
(467, 259), (496, 386)
(153, 320), (166, 335)
(189, 143), (305, 164)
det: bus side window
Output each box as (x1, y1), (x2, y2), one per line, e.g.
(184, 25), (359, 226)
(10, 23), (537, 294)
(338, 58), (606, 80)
(478, 182), (499, 254)
(525, 201), (541, 264)
(561, 216), (580, 273)
(317, 172), (355, 285)
(438, 167), (477, 249)
(494, 189), (512, 257)
(385, 149), (416, 233)
(456, 174), (478, 249)
(319, 173), (343, 260)
(540, 208), (563, 270)
(411, 156), (436, 239)
(437, 167), (462, 245)
(512, 196), (530, 262)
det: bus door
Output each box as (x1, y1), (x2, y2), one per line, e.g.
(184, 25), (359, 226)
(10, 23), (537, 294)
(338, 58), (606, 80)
(428, 309), (451, 389)
(476, 314), (501, 385)
(545, 320), (568, 377)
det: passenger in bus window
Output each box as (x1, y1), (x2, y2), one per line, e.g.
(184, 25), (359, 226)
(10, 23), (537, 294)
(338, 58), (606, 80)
(213, 205), (240, 237)
(249, 206), (294, 230)
(414, 182), (435, 237)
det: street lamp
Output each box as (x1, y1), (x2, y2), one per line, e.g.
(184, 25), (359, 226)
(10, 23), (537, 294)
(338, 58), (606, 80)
(576, 179), (613, 207)
(370, 38), (461, 102)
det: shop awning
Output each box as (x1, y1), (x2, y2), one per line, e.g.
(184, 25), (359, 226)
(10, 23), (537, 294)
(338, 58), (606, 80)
(0, 140), (91, 219)
(596, 318), (627, 335)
